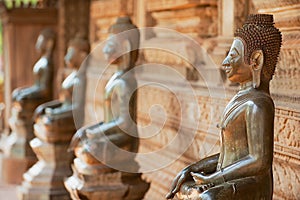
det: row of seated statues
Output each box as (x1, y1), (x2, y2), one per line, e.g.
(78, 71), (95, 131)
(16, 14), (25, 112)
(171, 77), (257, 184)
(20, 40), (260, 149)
(1, 13), (282, 200)
(1, 28), (55, 183)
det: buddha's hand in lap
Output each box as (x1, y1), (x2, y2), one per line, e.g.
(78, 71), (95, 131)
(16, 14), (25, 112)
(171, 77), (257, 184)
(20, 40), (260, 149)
(12, 88), (25, 101)
(15, 93), (28, 102)
(86, 126), (104, 139)
(166, 167), (193, 199)
(68, 127), (87, 151)
(190, 172), (210, 185)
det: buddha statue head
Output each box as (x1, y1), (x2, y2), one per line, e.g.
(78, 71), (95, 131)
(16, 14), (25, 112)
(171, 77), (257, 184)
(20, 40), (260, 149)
(64, 32), (90, 70)
(103, 16), (140, 71)
(35, 28), (56, 55)
(222, 14), (282, 90)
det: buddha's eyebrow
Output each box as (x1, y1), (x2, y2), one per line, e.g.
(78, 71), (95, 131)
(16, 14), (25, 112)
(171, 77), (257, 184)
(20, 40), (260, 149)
(232, 47), (240, 55)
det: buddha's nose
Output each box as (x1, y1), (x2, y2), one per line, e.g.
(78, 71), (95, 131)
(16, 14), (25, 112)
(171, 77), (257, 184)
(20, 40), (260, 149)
(222, 56), (230, 66)
(103, 43), (115, 55)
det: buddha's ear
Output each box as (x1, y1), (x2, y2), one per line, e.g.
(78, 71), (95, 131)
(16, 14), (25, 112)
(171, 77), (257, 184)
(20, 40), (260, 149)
(122, 39), (131, 67)
(250, 50), (264, 88)
(79, 50), (88, 65)
(46, 39), (54, 51)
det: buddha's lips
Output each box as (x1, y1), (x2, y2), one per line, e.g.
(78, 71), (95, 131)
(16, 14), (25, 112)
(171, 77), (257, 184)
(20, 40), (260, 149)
(224, 66), (232, 74)
(104, 54), (117, 63)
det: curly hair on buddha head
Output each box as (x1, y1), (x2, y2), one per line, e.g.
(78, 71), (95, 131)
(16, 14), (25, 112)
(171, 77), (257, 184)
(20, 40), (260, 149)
(69, 31), (90, 54)
(234, 14), (282, 82)
(108, 16), (140, 65)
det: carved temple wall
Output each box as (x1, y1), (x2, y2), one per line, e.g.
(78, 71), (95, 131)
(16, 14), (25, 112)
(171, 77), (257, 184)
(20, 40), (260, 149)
(252, 1), (300, 199)
(85, 0), (300, 199)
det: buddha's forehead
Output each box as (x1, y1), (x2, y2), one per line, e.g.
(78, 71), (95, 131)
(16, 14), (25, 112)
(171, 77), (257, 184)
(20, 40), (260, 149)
(37, 34), (45, 42)
(230, 38), (245, 53)
(107, 33), (122, 42)
(68, 43), (85, 53)
(67, 45), (77, 52)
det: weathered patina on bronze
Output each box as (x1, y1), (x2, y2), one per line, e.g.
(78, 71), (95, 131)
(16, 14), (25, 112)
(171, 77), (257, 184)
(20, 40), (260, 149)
(65, 16), (149, 200)
(18, 33), (89, 199)
(1, 28), (55, 184)
(166, 14), (282, 200)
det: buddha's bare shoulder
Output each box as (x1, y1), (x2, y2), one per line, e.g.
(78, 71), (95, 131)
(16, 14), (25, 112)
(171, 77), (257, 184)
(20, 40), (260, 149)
(246, 89), (274, 113)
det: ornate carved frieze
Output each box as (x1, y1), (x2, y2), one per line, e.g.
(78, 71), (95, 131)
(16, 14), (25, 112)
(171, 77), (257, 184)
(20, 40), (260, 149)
(147, 0), (217, 12)
(90, 0), (133, 44)
(151, 6), (218, 37)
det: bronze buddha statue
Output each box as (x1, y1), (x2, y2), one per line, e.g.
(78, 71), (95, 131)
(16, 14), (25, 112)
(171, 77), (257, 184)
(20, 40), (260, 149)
(12, 28), (55, 105)
(34, 33), (90, 139)
(1, 28), (55, 184)
(166, 14), (282, 200)
(65, 16), (149, 200)
(18, 34), (90, 199)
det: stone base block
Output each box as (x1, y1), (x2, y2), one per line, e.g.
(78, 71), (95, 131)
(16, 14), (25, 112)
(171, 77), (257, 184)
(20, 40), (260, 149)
(65, 169), (150, 200)
(18, 186), (70, 200)
(18, 137), (74, 200)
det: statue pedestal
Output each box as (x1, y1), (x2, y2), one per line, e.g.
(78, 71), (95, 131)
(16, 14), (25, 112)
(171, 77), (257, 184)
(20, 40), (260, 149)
(64, 157), (150, 200)
(18, 116), (76, 200)
(1, 100), (44, 184)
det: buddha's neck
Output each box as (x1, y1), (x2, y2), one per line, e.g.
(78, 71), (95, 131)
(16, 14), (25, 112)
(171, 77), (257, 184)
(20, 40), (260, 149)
(41, 49), (52, 60)
(239, 80), (270, 94)
(239, 81), (253, 92)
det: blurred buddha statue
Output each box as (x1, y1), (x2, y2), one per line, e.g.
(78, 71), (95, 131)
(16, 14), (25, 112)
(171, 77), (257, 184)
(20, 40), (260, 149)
(166, 14), (282, 200)
(1, 28), (55, 184)
(34, 32), (90, 133)
(18, 33), (90, 200)
(65, 16), (149, 200)
(12, 28), (55, 104)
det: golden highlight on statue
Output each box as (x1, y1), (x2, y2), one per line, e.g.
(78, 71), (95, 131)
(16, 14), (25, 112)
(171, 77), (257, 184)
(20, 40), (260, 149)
(166, 14), (282, 200)
(65, 16), (149, 200)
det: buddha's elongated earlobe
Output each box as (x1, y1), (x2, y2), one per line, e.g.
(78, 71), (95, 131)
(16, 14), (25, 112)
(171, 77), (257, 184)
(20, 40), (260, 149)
(122, 39), (131, 69)
(47, 39), (54, 50)
(250, 50), (264, 88)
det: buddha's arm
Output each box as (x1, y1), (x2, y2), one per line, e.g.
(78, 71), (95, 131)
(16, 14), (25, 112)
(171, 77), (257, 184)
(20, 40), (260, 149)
(34, 100), (62, 119)
(166, 153), (219, 199)
(86, 118), (123, 138)
(189, 154), (220, 173)
(46, 103), (73, 117)
(102, 131), (133, 148)
(192, 100), (274, 185)
(15, 86), (46, 100)
(12, 85), (35, 101)
(68, 122), (104, 151)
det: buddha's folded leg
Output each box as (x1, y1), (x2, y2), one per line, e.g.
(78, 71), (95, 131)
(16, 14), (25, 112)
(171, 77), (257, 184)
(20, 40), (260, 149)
(178, 181), (234, 200)
(178, 175), (272, 200)
(224, 174), (272, 200)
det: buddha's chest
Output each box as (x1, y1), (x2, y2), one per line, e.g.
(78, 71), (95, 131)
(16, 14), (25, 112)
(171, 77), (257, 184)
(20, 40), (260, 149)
(60, 72), (78, 101)
(218, 98), (250, 167)
(104, 80), (122, 120)
(33, 58), (48, 79)
(221, 110), (248, 152)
